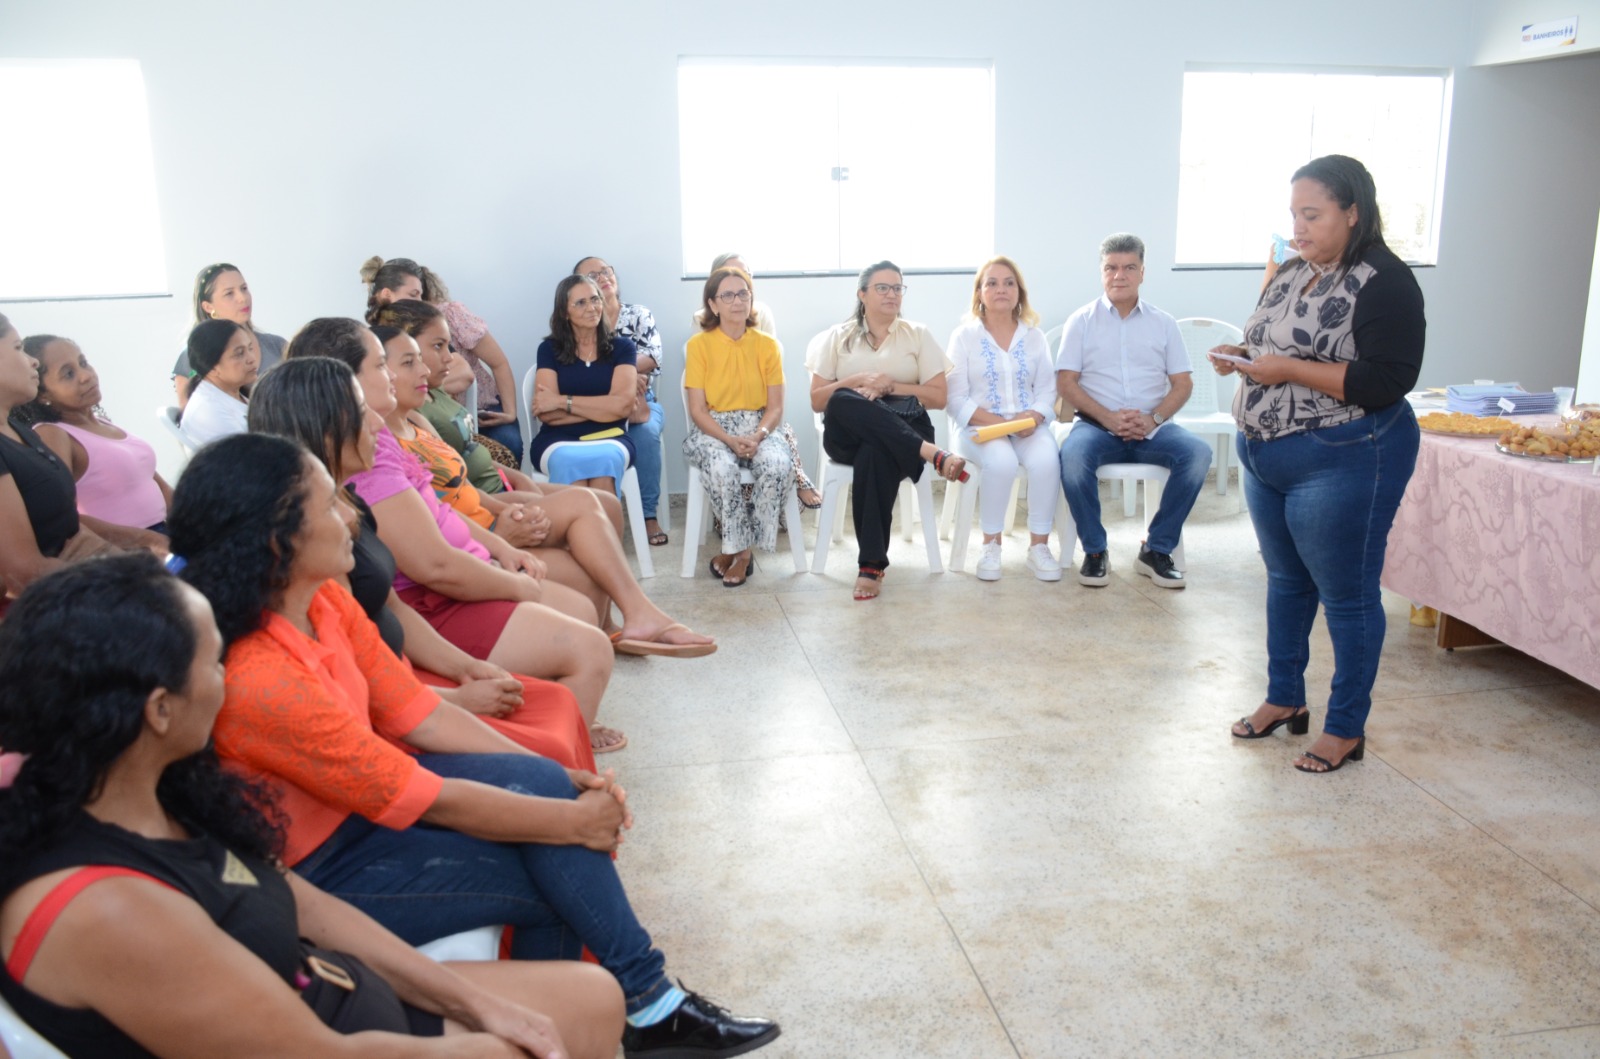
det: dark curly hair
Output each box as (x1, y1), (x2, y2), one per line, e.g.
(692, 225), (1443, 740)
(168, 433), (311, 647)
(367, 298), (444, 335)
(0, 554), (283, 888)
(545, 274), (615, 366)
(286, 316), (372, 374)
(248, 357), (363, 479)
(11, 334), (68, 426)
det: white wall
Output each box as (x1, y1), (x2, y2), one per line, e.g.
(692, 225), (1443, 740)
(1581, 208), (1600, 402)
(3, 0), (1597, 490)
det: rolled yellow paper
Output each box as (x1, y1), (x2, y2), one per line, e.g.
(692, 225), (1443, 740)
(970, 418), (1036, 443)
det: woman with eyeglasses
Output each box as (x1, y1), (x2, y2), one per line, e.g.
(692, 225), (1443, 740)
(698, 253), (823, 512)
(527, 276), (637, 497)
(682, 267), (795, 587)
(170, 263), (287, 409)
(571, 257), (673, 548)
(805, 260), (965, 601)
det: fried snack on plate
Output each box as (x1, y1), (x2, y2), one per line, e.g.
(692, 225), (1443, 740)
(1417, 412), (1515, 435)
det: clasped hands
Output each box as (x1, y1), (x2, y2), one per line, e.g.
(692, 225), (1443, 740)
(567, 767), (633, 851)
(495, 497), (552, 549)
(1107, 408), (1158, 441)
(724, 431), (763, 459)
(845, 370), (897, 402)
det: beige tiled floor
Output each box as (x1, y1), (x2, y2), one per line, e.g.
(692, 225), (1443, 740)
(604, 478), (1600, 1058)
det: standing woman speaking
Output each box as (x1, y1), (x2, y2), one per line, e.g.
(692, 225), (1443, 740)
(1215, 155), (1425, 774)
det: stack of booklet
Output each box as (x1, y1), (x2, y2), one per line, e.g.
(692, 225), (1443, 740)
(1444, 384), (1558, 415)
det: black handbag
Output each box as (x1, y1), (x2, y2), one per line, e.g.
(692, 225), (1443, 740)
(297, 944), (417, 1034)
(878, 394), (925, 420)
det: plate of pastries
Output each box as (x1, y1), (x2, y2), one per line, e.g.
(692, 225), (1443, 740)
(1496, 420), (1600, 463)
(1417, 412), (1516, 437)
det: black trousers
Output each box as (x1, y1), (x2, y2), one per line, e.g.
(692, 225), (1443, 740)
(821, 388), (935, 570)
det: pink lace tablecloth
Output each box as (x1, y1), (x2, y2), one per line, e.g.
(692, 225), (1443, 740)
(1382, 428), (1600, 689)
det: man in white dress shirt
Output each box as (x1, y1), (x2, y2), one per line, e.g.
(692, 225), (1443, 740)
(1056, 233), (1212, 589)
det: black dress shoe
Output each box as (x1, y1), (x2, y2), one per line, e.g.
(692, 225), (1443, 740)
(1135, 545), (1184, 589)
(622, 988), (780, 1058)
(1078, 550), (1110, 587)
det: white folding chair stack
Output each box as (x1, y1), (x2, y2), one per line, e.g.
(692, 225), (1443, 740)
(519, 366), (655, 578)
(1174, 317), (1244, 496)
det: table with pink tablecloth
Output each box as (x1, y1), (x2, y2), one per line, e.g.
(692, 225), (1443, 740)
(1382, 428), (1600, 689)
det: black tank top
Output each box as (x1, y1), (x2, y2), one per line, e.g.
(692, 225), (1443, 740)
(0, 813), (298, 1058)
(348, 493), (405, 656)
(0, 417), (79, 558)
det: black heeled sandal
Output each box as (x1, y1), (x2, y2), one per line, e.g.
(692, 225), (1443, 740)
(1232, 706), (1309, 740)
(932, 449), (971, 483)
(1295, 736), (1365, 774)
(853, 566), (884, 601)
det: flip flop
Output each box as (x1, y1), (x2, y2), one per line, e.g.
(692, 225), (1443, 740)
(590, 723), (628, 754)
(609, 623), (718, 659)
(648, 531), (669, 546)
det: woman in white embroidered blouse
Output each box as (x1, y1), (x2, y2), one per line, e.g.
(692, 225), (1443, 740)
(946, 256), (1060, 583)
(179, 318), (258, 448)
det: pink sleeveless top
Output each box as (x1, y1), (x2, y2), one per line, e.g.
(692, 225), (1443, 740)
(50, 421), (167, 529)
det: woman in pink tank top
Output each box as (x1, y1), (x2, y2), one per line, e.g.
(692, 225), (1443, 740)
(13, 335), (171, 534)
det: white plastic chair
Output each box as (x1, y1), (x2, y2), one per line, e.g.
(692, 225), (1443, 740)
(809, 411), (943, 575)
(1174, 317), (1244, 496)
(156, 405), (196, 462)
(0, 992), (69, 1059)
(519, 366), (655, 579)
(1050, 421), (1185, 569)
(678, 377), (807, 578)
(416, 925), (503, 962)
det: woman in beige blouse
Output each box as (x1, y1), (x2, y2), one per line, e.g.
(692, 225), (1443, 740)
(806, 260), (968, 601)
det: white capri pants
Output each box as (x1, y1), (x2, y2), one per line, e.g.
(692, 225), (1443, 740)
(955, 427), (1060, 535)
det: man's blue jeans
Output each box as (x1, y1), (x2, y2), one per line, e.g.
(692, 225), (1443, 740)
(293, 753), (673, 1016)
(1235, 401), (1420, 739)
(1057, 419), (1213, 555)
(629, 398), (665, 520)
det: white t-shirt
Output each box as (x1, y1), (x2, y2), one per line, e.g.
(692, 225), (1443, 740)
(180, 380), (249, 448)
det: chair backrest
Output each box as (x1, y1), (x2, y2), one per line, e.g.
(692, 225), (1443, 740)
(1175, 317), (1244, 415)
(1042, 323), (1069, 420)
(156, 405), (196, 459)
(518, 365), (541, 467)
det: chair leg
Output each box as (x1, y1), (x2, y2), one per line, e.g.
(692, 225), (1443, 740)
(950, 476), (978, 573)
(938, 476), (959, 540)
(621, 468), (654, 579)
(656, 434), (672, 533)
(812, 474), (845, 573)
(1122, 475), (1138, 517)
(1056, 493), (1078, 566)
(916, 476), (943, 573)
(680, 478), (704, 578)
(784, 491), (808, 574)
(898, 480), (916, 542)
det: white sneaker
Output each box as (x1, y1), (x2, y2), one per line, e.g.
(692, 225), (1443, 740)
(976, 541), (1002, 582)
(1026, 543), (1063, 582)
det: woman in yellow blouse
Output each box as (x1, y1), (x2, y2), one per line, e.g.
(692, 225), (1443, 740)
(682, 267), (795, 587)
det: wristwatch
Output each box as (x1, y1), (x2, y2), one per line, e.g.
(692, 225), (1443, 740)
(1151, 411), (1167, 426)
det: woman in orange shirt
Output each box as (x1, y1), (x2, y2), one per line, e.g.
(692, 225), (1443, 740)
(167, 434), (780, 1059)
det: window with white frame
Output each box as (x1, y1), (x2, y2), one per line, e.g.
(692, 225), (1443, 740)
(1176, 66), (1451, 266)
(0, 59), (168, 300)
(677, 59), (994, 275)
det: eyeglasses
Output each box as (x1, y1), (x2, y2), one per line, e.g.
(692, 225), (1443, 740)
(570, 294), (605, 311)
(716, 289), (753, 304)
(871, 283), (907, 296)
(582, 266), (615, 282)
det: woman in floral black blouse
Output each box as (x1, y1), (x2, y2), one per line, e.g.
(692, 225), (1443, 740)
(1212, 155), (1424, 774)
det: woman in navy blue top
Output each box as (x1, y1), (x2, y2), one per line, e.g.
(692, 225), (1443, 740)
(527, 276), (637, 496)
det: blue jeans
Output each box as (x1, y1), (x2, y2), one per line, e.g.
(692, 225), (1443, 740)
(1057, 420), (1213, 554)
(629, 398), (665, 519)
(479, 399), (525, 467)
(1235, 401), (1420, 739)
(293, 753), (672, 1016)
